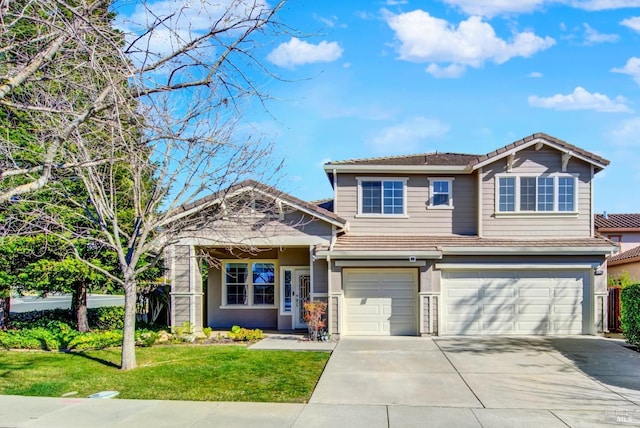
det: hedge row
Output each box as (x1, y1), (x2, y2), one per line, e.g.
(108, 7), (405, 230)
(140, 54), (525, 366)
(621, 284), (640, 347)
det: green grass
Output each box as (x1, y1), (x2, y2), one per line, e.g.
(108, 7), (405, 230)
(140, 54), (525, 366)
(0, 345), (330, 403)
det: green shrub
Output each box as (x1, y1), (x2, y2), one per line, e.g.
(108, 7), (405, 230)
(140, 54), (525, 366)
(202, 327), (212, 337)
(0, 321), (78, 350)
(88, 306), (125, 330)
(68, 330), (123, 350)
(227, 325), (264, 341)
(621, 284), (640, 347)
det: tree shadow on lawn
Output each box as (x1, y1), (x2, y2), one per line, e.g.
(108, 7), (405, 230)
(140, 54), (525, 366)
(67, 350), (120, 369)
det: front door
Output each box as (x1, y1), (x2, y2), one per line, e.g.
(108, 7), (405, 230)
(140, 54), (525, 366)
(293, 270), (311, 329)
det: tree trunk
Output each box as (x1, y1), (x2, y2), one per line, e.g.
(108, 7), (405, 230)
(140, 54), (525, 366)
(72, 283), (89, 333)
(0, 296), (10, 329)
(120, 277), (137, 370)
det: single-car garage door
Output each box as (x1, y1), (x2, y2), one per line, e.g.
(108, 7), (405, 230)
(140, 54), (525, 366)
(441, 270), (589, 335)
(343, 269), (418, 336)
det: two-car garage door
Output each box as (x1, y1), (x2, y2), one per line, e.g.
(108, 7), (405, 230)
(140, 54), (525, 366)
(343, 269), (417, 336)
(441, 270), (589, 335)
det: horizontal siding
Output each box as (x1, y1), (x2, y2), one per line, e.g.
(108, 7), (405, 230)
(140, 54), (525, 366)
(335, 173), (477, 235)
(481, 147), (592, 238)
(313, 259), (328, 294)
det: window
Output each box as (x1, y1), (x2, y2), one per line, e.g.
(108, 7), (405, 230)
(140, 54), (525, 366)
(223, 261), (276, 306)
(499, 177), (515, 212)
(429, 178), (454, 208)
(496, 175), (577, 214)
(358, 178), (406, 215)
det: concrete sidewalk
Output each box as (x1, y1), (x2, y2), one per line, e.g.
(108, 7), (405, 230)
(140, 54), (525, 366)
(2, 395), (640, 427)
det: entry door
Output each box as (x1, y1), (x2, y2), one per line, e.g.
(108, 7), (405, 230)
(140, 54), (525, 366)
(294, 270), (311, 329)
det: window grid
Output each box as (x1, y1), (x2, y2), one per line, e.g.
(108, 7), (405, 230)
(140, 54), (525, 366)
(558, 177), (575, 212)
(497, 176), (576, 213)
(520, 177), (536, 211)
(225, 263), (248, 305)
(383, 181), (404, 214)
(499, 177), (515, 212)
(360, 180), (404, 215)
(537, 177), (554, 211)
(224, 262), (275, 306)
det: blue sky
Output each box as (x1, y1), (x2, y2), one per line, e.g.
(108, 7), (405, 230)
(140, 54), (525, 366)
(118, 0), (640, 214)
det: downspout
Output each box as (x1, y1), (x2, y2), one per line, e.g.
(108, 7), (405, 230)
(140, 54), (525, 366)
(309, 245), (315, 299)
(333, 168), (338, 213)
(477, 167), (483, 238)
(590, 165), (595, 238)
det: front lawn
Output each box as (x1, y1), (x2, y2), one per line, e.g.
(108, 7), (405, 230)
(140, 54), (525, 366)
(0, 345), (329, 403)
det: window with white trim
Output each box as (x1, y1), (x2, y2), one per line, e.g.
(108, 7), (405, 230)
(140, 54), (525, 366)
(496, 175), (577, 213)
(428, 178), (454, 208)
(357, 178), (407, 215)
(223, 261), (276, 306)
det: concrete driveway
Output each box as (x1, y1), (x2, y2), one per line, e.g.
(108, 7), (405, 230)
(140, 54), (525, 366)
(310, 336), (640, 413)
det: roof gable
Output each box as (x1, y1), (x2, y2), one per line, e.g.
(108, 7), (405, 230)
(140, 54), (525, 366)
(172, 179), (347, 228)
(469, 133), (609, 172)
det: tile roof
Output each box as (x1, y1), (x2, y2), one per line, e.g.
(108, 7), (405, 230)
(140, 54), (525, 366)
(325, 133), (609, 170)
(325, 152), (480, 166)
(609, 245), (640, 265)
(594, 213), (640, 230)
(330, 235), (614, 251)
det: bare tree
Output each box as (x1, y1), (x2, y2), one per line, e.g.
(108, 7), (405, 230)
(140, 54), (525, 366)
(0, 0), (288, 370)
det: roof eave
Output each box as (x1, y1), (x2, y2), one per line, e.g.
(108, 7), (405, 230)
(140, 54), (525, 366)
(322, 164), (472, 174)
(315, 250), (443, 259)
(442, 246), (617, 255)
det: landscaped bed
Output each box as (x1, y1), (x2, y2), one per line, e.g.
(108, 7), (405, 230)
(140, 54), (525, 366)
(0, 345), (330, 402)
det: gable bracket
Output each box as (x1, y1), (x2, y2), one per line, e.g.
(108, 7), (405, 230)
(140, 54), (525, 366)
(562, 152), (572, 172)
(506, 153), (515, 172)
(534, 142), (544, 151)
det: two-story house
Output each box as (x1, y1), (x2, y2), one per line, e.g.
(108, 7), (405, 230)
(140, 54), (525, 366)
(168, 133), (616, 336)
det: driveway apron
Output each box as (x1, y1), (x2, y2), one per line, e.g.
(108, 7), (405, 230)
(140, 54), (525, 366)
(310, 335), (640, 412)
(309, 336), (482, 407)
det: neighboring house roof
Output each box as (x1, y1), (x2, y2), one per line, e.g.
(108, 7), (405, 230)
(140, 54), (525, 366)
(319, 235), (616, 257)
(170, 179), (347, 227)
(594, 213), (640, 232)
(323, 133), (610, 184)
(608, 245), (640, 266)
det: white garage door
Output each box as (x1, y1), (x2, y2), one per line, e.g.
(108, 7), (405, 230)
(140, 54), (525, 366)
(442, 270), (589, 335)
(344, 269), (417, 336)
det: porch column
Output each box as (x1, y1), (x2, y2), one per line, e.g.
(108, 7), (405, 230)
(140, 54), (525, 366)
(170, 244), (203, 333)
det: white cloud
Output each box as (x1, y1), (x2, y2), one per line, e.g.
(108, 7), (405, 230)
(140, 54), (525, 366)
(528, 87), (632, 112)
(528, 71), (543, 77)
(611, 57), (640, 84)
(568, 0), (640, 10)
(607, 117), (640, 147)
(621, 17), (640, 32)
(371, 117), (450, 154)
(426, 64), (467, 78)
(267, 38), (343, 68)
(384, 10), (555, 78)
(440, 0), (548, 17)
(583, 23), (619, 44)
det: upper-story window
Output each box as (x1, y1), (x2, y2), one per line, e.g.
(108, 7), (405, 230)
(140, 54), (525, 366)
(497, 174), (577, 213)
(428, 178), (454, 209)
(357, 177), (407, 216)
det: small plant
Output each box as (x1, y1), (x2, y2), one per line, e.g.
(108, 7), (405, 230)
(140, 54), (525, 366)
(173, 322), (195, 342)
(303, 301), (327, 341)
(227, 325), (264, 341)
(202, 327), (212, 337)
